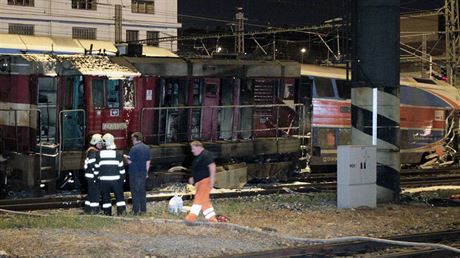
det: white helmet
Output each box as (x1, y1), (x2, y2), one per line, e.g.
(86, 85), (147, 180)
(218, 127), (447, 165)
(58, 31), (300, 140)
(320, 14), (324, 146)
(102, 133), (116, 149)
(90, 133), (102, 145)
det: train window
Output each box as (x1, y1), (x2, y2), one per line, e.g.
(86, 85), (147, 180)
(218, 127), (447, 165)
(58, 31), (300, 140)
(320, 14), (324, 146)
(318, 128), (336, 148)
(107, 80), (120, 108)
(336, 80), (351, 99)
(338, 128), (351, 145)
(91, 80), (104, 109)
(284, 82), (294, 100)
(400, 130), (409, 149)
(64, 78), (74, 109)
(206, 83), (217, 96)
(297, 76), (312, 104)
(122, 80), (135, 108)
(413, 78), (437, 85)
(314, 77), (334, 98)
(192, 79), (202, 105)
(161, 79), (180, 106)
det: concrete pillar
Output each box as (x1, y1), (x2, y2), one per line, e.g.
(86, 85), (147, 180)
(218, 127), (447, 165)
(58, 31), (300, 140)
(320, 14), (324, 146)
(351, 0), (401, 202)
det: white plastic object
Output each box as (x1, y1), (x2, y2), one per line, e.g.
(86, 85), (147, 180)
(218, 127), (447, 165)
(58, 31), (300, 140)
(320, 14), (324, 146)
(168, 195), (183, 214)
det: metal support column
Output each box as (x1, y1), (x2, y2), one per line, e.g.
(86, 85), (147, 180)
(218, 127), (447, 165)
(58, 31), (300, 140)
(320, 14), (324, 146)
(351, 0), (401, 202)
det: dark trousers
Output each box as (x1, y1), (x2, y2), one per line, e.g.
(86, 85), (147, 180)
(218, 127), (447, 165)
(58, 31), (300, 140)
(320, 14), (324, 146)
(100, 180), (126, 216)
(129, 172), (147, 214)
(85, 179), (100, 213)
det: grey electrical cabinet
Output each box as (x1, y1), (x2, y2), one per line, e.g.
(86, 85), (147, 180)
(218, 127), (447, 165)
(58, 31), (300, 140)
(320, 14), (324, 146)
(337, 145), (377, 208)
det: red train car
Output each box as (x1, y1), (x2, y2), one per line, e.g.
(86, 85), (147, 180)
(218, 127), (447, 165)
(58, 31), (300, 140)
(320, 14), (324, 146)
(0, 53), (303, 195)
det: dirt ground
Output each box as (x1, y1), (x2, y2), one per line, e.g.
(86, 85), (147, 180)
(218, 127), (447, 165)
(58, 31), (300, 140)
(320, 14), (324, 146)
(0, 186), (459, 257)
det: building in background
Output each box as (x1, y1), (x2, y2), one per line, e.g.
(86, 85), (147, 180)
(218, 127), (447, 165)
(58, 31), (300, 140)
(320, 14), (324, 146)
(0, 0), (180, 51)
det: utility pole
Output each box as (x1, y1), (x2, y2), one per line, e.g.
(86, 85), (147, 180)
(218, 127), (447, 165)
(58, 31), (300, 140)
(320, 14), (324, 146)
(444, 0), (460, 86)
(235, 7), (245, 55)
(115, 4), (122, 44)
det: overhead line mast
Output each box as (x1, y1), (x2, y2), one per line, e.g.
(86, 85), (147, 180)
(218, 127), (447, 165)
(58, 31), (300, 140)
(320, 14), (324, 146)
(444, 0), (460, 87)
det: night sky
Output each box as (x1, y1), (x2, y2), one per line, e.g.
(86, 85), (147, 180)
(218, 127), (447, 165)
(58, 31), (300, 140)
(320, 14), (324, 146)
(178, 0), (445, 30)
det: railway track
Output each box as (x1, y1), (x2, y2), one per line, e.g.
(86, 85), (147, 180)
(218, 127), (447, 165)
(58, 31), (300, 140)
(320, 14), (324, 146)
(1, 168), (460, 211)
(226, 230), (460, 257)
(305, 167), (460, 191)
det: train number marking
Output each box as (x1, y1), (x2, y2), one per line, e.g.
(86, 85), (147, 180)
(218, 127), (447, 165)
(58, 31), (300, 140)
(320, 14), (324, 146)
(102, 122), (127, 131)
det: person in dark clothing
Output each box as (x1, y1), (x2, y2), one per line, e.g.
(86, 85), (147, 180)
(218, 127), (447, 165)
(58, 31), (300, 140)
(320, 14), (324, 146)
(83, 133), (103, 214)
(124, 132), (151, 215)
(184, 141), (217, 224)
(95, 133), (126, 216)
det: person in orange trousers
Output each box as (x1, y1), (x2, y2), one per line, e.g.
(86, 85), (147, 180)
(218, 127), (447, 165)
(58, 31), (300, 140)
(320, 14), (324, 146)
(185, 141), (218, 224)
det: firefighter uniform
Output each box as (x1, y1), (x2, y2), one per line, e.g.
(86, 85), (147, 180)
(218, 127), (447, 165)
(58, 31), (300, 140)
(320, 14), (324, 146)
(84, 147), (100, 213)
(95, 134), (126, 216)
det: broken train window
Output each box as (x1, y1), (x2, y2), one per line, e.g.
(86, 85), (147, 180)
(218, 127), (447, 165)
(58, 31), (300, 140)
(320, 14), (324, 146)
(123, 79), (135, 107)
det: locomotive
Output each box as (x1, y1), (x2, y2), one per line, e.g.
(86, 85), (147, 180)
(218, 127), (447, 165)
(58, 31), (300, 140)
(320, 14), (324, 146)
(300, 64), (460, 169)
(0, 50), (459, 196)
(0, 52), (304, 195)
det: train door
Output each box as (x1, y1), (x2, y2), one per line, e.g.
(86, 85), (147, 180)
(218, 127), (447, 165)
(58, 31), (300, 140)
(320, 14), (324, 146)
(37, 77), (58, 144)
(201, 78), (220, 141)
(239, 78), (253, 139)
(121, 78), (137, 137)
(219, 78), (240, 140)
(139, 77), (156, 144)
(189, 78), (202, 140)
(87, 77), (130, 149)
(297, 76), (313, 134)
(59, 76), (85, 151)
(253, 78), (277, 137)
(158, 78), (188, 143)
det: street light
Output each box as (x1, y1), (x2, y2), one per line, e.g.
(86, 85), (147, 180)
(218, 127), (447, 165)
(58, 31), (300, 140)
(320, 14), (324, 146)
(300, 48), (306, 64)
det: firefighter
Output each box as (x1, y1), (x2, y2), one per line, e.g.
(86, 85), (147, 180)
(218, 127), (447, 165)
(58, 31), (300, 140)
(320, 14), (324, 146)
(184, 141), (218, 224)
(95, 133), (126, 216)
(83, 133), (103, 214)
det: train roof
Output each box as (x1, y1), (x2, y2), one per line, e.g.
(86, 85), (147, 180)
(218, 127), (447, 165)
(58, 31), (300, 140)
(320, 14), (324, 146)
(112, 56), (187, 77)
(301, 63), (460, 108)
(188, 59), (300, 78)
(0, 54), (59, 76)
(301, 64), (350, 79)
(58, 55), (140, 78)
(301, 63), (455, 89)
(116, 57), (301, 78)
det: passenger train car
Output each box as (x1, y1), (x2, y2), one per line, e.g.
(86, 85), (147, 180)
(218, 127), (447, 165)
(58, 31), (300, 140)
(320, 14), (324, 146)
(299, 64), (460, 168)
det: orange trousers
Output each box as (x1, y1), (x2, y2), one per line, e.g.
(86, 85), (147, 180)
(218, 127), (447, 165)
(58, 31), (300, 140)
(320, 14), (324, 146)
(185, 177), (217, 223)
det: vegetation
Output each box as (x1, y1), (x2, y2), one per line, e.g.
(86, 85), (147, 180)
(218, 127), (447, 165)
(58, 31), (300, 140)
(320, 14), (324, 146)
(0, 214), (117, 229)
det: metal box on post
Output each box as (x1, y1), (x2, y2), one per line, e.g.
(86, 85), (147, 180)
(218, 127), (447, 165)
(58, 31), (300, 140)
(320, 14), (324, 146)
(337, 145), (376, 208)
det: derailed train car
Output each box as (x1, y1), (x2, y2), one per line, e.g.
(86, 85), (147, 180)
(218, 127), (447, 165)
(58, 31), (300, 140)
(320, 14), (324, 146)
(0, 53), (304, 195)
(298, 64), (460, 169)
